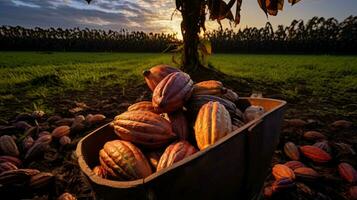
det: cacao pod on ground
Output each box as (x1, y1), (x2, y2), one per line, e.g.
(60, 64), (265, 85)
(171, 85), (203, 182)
(294, 167), (320, 181)
(0, 135), (19, 157)
(29, 172), (54, 189)
(338, 162), (357, 183)
(272, 164), (295, 180)
(284, 142), (300, 161)
(51, 125), (70, 138)
(284, 161), (305, 170)
(300, 145), (332, 163)
(0, 156), (22, 167)
(0, 161), (18, 173)
(303, 131), (327, 141)
(0, 168), (40, 185)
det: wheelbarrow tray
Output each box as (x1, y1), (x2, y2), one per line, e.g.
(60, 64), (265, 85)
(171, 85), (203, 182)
(76, 97), (286, 200)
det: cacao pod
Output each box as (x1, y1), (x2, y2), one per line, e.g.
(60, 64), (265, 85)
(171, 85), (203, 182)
(157, 141), (197, 171)
(93, 165), (108, 178)
(143, 64), (181, 91)
(112, 111), (176, 148)
(313, 140), (331, 153)
(0, 168), (40, 185)
(55, 118), (74, 126)
(272, 164), (295, 180)
(232, 117), (245, 129)
(338, 162), (357, 183)
(284, 161), (305, 170)
(13, 121), (32, 130)
(0, 162), (18, 173)
(22, 136), (34, 151)
(23, 126), (38, 138)
(99, 140), (152, 180)
(271, 177), (295, 192)
(300, 145), (332, 163)
(350, 186), (357, 200)
(294, 167), (320, 181)
(86, 114), (106, 125)
(263, 186), (273, 198)
(330, 120), (353, 129)
(194, 101), (232, 150)
(58, 192), (77, 200)
(0, 135), (19, 157)
(128, 101), (160, 113)
(51, 125), (70, 138)
(36, 134), (53, 144)
(303, 131), (326, 141)
(284, 142), (300, 161)
(24, 135), (52, 162)
(59, 136), (71, 146)
(222, 88), (239, 102)
(0, 156), (22, 167)
(163, 110), (189, 140)
(192, 80), (227, 96)
(47, 115), (62, 124)
(187, 94), (243, 120)
(38, 131), (51, 138)
(243, 105), (265, 123)
(71, 115), (85, 132)
(152, 72), (193, 113)
(29, 172), (54, 189)
(296, 182), (314, 196)
(146, 151), (162, 170)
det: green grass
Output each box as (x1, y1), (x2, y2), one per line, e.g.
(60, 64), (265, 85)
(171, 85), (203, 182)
(0, 52), (356, 118)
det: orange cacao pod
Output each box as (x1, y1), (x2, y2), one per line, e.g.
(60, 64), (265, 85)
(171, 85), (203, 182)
(128, 101), (160, 113)
(194, 101), (232, 150)
(99, 140), (152, 180)
(152, 72), (193, 113)
(284, 142), (300, 161)
(157, 141), (197, 171)
(112, 111), (176, 148)
(222, 88), (239, 102)
(0, 168), (40, 185)
(243, 105), (265, 123)
(294, 167), (320, 181)
(0, 156), (22, 167)
(300, 145), (332, 163)
(51, 125), (70, 138)
(350, 186), (357, 200)
(29, 172), (54, 189)
(93, 165), (108, 179)
(272, 164), (295, 180)
(143, 64), (181, 91)
(0, 162), (18, 173)
(58, 192), (77, 200)
(338, 162), (357, 183)
(164, 110), (189, 140)
(86, 114), (106, 125)
(187, 94), (243, 120)
(303, 131), (326, 141)
(0, 135), (19, 157)
(271, 177), (295, 192)
(192, 80), (227, 96)
(284, 161), (305, 170)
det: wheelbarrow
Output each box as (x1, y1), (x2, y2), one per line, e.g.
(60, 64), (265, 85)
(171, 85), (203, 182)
(76, 97), (286, 200)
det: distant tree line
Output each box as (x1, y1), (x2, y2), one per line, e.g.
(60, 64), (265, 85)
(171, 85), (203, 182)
(0, 16), (356, 54)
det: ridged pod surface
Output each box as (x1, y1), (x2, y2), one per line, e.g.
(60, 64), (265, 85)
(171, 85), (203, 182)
(313, 140), (331, 153)
(29, 172), (54, 189)
(284, 142), (300, 161)
(294, 167), (320, 181)
(338, 162), (357, 183)
(152, 72), (193, 113)
(93, 165), (108, 179)
(222, 89), (239, 102)
(157, 141), (197, 171)
(300, 145), (332, 163)
(99, 140), (152, 180)
(143, 64), (181, 91)
(192, 80), (226, 96)
(194, 101), (232, 150)
(112, 111), (176, 148)
(0, 156), (22, 167)
(187, 94), (243, 120)
(164, 110), (189, 140)
(303, 131), (327, 141)
(0, 169), (40, 185)
(128, 101), (160, 113)
(0, 135), (19, 157)
(272, 164), (295, 180)
(0, 162), (18, 173)
(51, 125), (70, 138)
(284, 161), (305, 170)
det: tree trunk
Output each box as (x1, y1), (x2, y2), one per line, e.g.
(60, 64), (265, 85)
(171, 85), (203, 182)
(180, 0), (203, 73)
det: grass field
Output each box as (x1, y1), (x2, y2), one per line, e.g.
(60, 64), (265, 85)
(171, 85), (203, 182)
(0, 52), (356, 120)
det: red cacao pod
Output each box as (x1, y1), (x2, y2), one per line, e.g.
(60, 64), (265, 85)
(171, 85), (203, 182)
(0, 156), (22, 167)
(157, 141), (197, 171)
(294, 167), (320, 181)
(58, 192), (77, 200)
(272, 164), (295, 180)
(338, 162), (357, 183)
(152, 72), (193, 113)
(194, 101), (232, 150)
(112, 111), (176, 148)
(300, 145), (332, 163)
(303, 131), (326, 141)
(0, 162), (18, 173)
(99, 140), (152, 180)
(143, 64), (181, 91)
(284, 142), (300, 161)
(0, 135), (19, 157)
(93, 165), (108, 179)
(284, 161), (305, 170)
(128, 101), (160, 113)
(350, 186), (357, 200)
(51, 125), (70, 138)
(192, 80), (227, 96)
(243, 105), (265, 123)
(164, 110), (189, 140)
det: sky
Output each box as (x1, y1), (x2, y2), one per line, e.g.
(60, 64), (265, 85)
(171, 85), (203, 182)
(0, 0), (356, 38)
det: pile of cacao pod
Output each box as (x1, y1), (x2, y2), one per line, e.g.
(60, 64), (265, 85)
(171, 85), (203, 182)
(0, 110), (107, 199)
(264, 119), (357, 200)
(92, 64), (265, 181)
